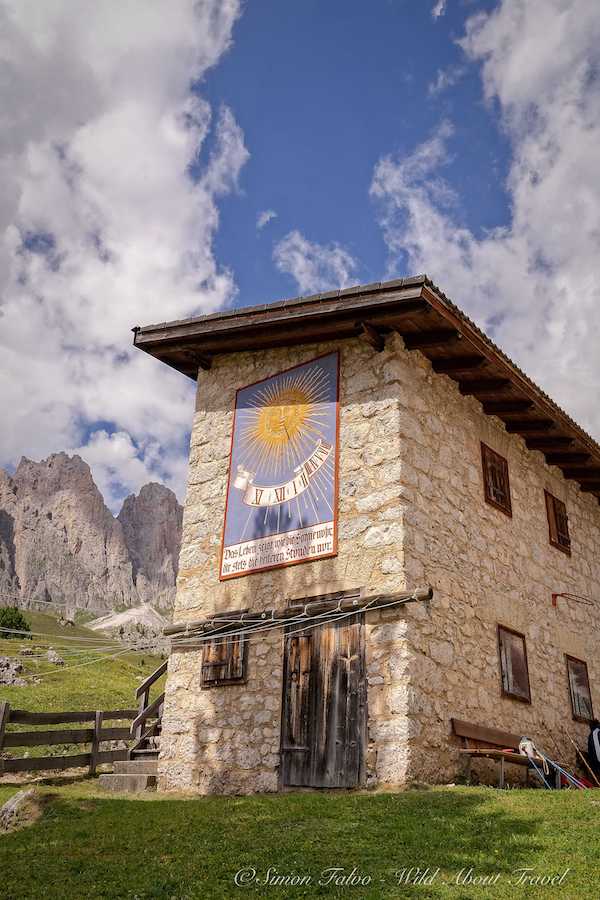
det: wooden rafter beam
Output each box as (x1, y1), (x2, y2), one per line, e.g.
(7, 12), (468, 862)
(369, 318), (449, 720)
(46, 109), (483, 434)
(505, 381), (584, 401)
(390, 298), (431, 316)
(459, 378), (511, 396)
(527, 437), (574, 451)
(506, 419), (554, 434)
(402, 328), (460, 350)
(432, 355), (485, 374)
(174, 349), (212, 371)
(483, 400), (534, 415)
(360, 322), (385, 352)
(545, 452), (591, 465)
(562, 467), (600, 480)
(421, 283), (600, 470)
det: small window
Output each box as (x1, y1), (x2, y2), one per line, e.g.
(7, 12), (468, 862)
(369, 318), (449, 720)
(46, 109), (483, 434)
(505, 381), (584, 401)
(566, 655), (594, 722)
(201, 634), (247, 686)
(481, 443), (512, 516)
(544, 490), (571, 554)
(498, 625), (531, 703)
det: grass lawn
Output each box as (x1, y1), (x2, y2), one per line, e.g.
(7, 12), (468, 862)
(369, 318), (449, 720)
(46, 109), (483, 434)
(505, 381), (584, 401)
(1, 783), (599, 899)
(0, 783), (20, 805)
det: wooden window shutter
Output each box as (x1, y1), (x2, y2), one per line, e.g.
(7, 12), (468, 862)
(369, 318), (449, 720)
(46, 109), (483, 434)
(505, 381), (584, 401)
(544, 490), (571, 554)
(497, 625), (531, 703)
(201, 634), (246, 686)
(481, 443), (512, 516)
(566, 655), (594, 722)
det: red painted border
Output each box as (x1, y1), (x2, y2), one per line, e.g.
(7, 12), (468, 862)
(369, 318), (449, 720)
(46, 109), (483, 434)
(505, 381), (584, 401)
(219, 350), (340, 581)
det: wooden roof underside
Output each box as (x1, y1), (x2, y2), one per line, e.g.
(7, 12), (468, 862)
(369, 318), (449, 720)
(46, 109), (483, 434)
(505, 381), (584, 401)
(133, 275), (600, 503)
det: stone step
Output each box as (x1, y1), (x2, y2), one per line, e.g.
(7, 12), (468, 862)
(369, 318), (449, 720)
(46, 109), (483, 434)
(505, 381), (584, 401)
(130, 748), (160, 759)
(98, 773), (157, 793)
(113, 759), (158, 775)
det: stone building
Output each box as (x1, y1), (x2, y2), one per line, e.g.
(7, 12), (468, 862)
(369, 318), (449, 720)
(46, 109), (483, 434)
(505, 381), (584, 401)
(134, 275), (600, 793)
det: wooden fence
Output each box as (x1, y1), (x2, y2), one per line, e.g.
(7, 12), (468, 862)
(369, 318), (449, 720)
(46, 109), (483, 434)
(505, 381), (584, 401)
(0, 700), (142, 775)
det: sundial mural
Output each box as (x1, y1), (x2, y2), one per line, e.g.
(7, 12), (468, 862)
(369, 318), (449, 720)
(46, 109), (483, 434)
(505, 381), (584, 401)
(220, 352), (339, 579)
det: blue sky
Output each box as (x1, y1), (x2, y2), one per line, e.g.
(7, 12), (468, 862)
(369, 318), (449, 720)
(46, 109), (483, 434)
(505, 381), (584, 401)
(205, 0), (510, 307)
(1, 1), (599, 511)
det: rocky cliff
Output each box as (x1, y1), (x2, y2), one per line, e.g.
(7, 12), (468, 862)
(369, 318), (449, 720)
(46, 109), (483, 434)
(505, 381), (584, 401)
(0, 453), (182, 613)
(118, 483), (183, 609)
(0, 469), (21, 604)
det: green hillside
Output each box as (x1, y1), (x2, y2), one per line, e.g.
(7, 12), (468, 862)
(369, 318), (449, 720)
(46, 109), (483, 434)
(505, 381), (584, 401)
(0, 610), (165, 759)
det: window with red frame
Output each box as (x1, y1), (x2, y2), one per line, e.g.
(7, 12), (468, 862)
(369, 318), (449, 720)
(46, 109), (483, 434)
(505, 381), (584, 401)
(481, 443), (512, 516)
(544, 490), (571, 554)
(498, 625), (531, 702)
(566, 655), (593, 722)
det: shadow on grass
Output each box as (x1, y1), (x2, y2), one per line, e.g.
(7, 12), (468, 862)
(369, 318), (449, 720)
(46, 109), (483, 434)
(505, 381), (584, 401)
(0, 787), (559, 899)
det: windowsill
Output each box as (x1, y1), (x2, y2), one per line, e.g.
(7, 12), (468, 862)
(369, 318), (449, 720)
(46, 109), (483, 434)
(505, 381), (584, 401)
(572, 713), (593, 724)
(549, 538), (571, 556)
(201, 678), (248, 689)
(484, 496), (512, 518)
(501, 689), (531, 705)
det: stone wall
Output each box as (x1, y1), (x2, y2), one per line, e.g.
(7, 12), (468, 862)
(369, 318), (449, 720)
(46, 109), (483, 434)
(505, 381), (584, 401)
(158, 331), (600, 792)
(387, 333), (600, 784)
(158, 336), (416, 792)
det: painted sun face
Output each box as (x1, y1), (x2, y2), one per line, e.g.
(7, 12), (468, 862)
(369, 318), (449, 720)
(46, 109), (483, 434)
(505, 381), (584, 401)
(255, 386), (311, 444)
(240, 367), (331, 476)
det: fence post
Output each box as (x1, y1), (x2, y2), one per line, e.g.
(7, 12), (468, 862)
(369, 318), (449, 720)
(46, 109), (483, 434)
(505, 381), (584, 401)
(134, 688), (148, 742)
(0, 700), (10, 773)
(0, 700), (9, 749)
(89, 710), (103, 776)
(0, 701), (9, 773)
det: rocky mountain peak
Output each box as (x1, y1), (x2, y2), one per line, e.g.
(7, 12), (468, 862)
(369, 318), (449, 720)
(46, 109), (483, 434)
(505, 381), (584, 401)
(0, 453), (183, 613)
(118, 482), (183, 609)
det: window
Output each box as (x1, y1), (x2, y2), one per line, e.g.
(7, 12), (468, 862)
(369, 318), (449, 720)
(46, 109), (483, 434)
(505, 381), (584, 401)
(566, 655), (594, 722)
(544, 490), (571, 554)
(481, 443), (512, 516)
(201, 634), (247, 686)
(498, 625), (531, 703)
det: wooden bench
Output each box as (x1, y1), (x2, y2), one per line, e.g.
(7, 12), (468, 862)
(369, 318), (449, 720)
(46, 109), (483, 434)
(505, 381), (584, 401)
(451, 718), (553, 788)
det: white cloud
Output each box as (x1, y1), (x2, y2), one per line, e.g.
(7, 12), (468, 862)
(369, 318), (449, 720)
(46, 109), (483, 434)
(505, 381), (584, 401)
(69, 430), (176, 514)
(0, 1), (247, 506)
(428, 65), (466, 96)
(431, 1), (447, 20)
(273, 230), (358, 295)
(371, 0), (600, 441)
(257, 209), (277, 230)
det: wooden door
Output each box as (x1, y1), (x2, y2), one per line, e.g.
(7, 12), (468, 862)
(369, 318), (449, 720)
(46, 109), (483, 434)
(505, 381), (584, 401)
(280, 615), (366, 788)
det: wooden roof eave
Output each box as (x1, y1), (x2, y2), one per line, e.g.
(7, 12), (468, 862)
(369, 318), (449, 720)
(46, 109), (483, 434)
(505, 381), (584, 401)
(416, 285), (600, 502)
(132, 278), (600, 503)
(135, 286), (427, 347)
